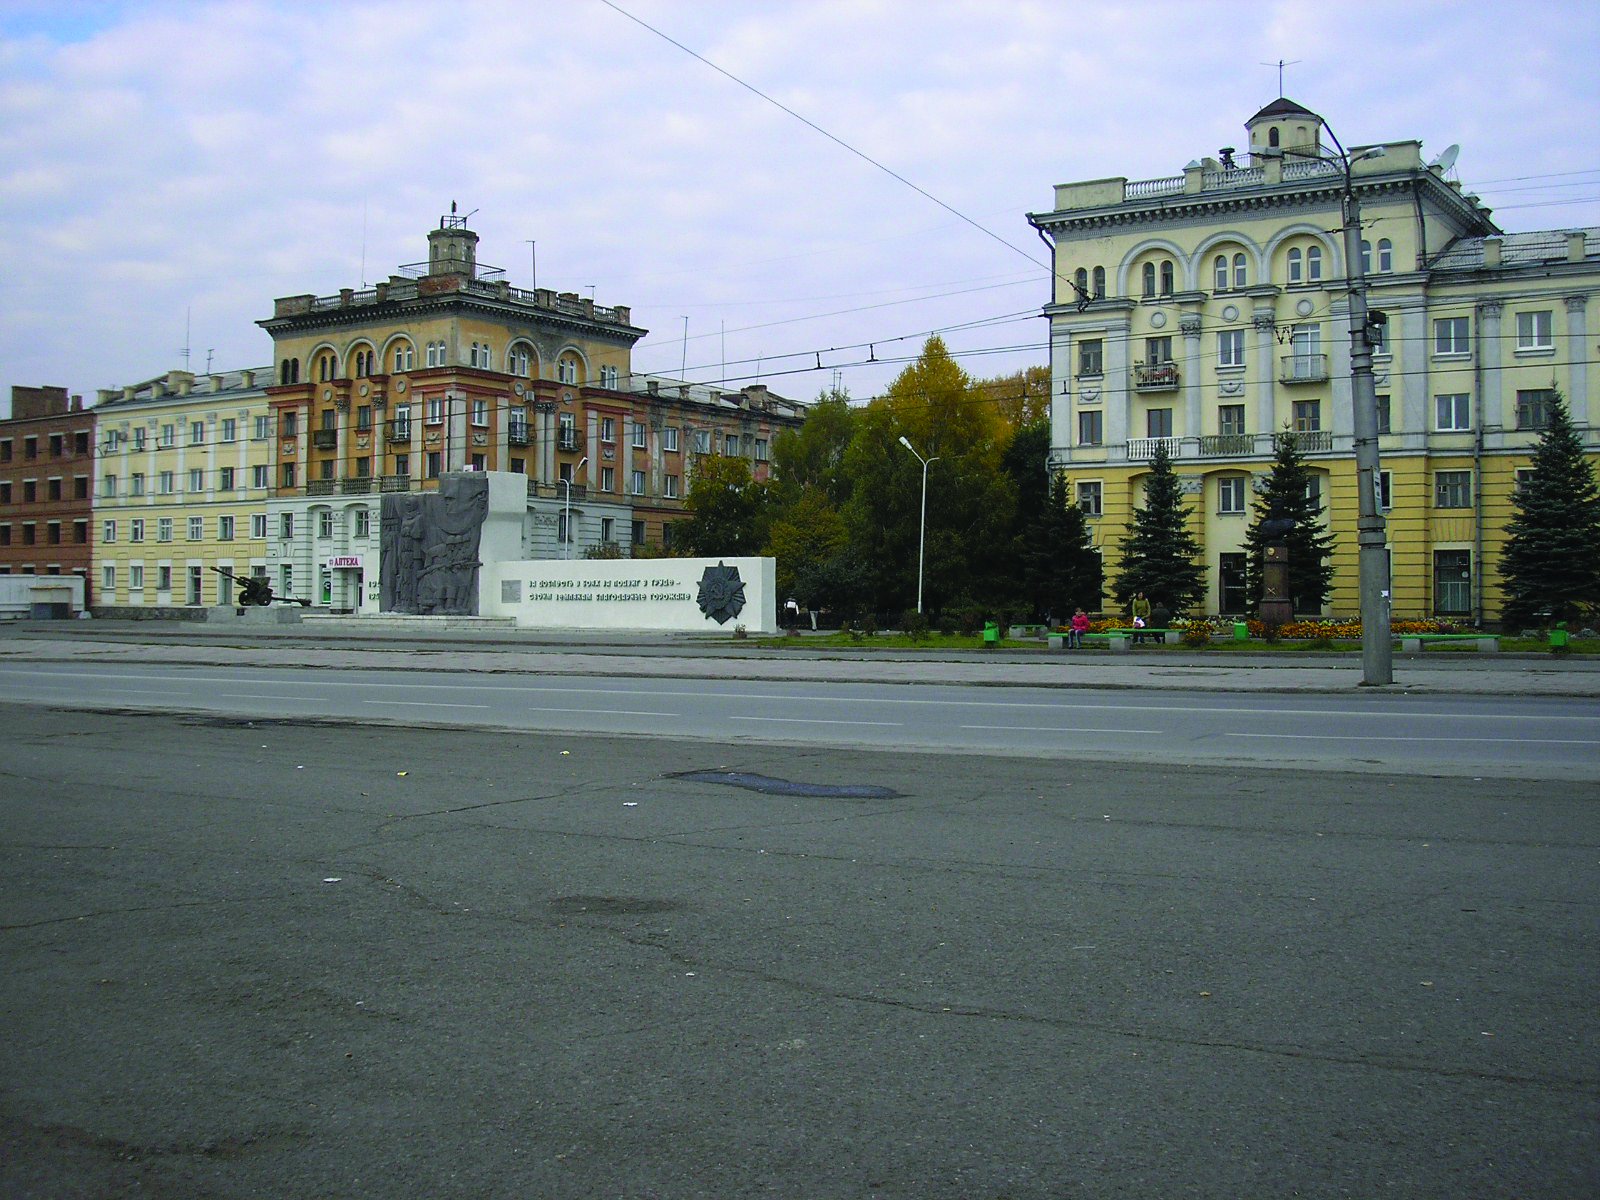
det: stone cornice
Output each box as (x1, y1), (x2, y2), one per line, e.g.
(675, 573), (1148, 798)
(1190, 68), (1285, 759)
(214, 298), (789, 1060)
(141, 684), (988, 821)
(258, 293), (646, 346)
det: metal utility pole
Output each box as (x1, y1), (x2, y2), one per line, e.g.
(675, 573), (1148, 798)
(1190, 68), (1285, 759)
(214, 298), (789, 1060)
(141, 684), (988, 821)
(1322, 124), (1393, 685)
(897, 436), (938, 614)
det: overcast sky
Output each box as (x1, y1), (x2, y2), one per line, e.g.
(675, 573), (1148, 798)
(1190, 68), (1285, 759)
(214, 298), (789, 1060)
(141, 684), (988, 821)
(3, 0), (1597, 417)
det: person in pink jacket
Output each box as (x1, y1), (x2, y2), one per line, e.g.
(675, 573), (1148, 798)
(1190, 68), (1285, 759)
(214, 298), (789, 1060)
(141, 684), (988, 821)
(1068, 607), (1090, 649)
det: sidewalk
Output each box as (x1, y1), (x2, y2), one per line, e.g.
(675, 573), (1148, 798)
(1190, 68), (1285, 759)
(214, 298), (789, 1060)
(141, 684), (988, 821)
(3, 619), (1598, 696)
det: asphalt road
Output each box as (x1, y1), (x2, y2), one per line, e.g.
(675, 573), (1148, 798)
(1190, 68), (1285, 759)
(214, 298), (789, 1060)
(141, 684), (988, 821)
(2, 705), (1596, 1199)
(3, 658), (1599, 780)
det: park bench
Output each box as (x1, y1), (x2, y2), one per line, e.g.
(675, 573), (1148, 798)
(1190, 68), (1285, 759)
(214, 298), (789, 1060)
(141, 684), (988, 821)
(1051, 628), (1178, 651)
(1399, 633), (1499, 653)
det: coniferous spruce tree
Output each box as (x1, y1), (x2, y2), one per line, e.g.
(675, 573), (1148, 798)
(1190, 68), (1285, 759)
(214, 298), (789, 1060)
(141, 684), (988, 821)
(1113, 442), (1205, 615)
(1024, 473), (1103, 619)
(1499, 391), (1600, 628)
(1242, 431), (1337, 615)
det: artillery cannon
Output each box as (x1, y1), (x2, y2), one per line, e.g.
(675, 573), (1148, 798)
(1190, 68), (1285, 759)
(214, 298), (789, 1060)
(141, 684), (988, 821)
(210, 566), (311, 608)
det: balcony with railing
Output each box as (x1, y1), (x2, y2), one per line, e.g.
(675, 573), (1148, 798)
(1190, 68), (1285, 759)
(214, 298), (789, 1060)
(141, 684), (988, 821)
(1199, 433), (1258, 456)
(507, 425), (530, 447)
(1132, 361), (1180, 392)
(527, 479), (587, 501)
(1279, 354), (1329, 384)
(311, 429), (338, 450)
(1291, 429), (1333, 452)
(1127, 436), (1182, 461)
(556, 430), (584, 453)
(385, 420), (412, 442)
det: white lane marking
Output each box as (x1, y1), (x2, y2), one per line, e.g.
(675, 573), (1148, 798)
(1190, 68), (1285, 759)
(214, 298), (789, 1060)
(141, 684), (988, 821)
(6, 667), (1597, 723)
(961, 725), (1161, 734)
(732, 716), (901, 727)
(1226, 732), (1598, 745)
(364, 701), (490, 710)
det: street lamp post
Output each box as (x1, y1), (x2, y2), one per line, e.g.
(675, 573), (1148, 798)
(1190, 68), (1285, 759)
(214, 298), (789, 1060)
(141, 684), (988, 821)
(562, 455), (587, 560)
(1272, 122), (1393, 686)
(897, 436), (939, 614)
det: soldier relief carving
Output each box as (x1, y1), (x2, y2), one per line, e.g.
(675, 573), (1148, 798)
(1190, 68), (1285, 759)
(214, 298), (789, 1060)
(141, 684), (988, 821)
(380, 474), (489, 615)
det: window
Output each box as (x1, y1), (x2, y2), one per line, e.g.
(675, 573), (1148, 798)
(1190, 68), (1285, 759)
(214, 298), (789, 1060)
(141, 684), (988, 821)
(601, 417), (616, 443)
(0, 525), (9, 546)
(1147, 408), (1172, 438)
(1074, 267), (1088, 297)
(280, 565), (292, 596)
(1078, 410), (1103, 445)
(600, 517), (615, 544)
(394, 454), (409, 477)
(662, 427), (679, 452)
(1307, 246), (1323, 281)
(159, 471), (174, 495)
(1434, 316), (1469, 355)
(74, 475), (88, 499)
(693, 430), (712, 453)
(426, 398), (444, 424)
(251, 513), (267, 539)
(281, 412), (297, 436)
(221, 418), (237, 443)
(470, 454), (486, 472)
(1293, 400), (1321, 433)
(600, 466), (615, 492)
(103, 520), (116, 543)
(1077, 339), (1104, 376)
(664, 473), (680, 499)
(558, 412), (578, 450)
(0, 439), (9, 463)
(355, 510), (370, 538)
(320, 408), (336, 432)
(601, 365), (619, 389)
(190, 421), (205, 445)
(558, 357), (578, 384)
(1142, 262), (1156, 297)
(1218, 476), (1247, 514)
(1434, 470), (1472, 508)
(219, 467), (235, 490)
(318, 511), (334, 539)
(218, 516), (234, 541)
(1375, 394), (1391, 435)
(103, 565), (115, 593)
(47, 477), (62, 501)
(1360, 240), (1371, 275)
(133, 428), (146, 451)
(632, 520), (646, 546)
(472, 399), (488, 426)
(1160, 260), (1174, 295)
(1377, 239), (1393, 273)
(280, 513), (294, 539)
(631, 421), (647, 449)
(1233, 253), (1247, 288)
(251, 415), (270, 440)
(20, 523), (34, 545)
(188, 516), (203, 541)
(631, 469), (647, 495)
(1075, 481), (1103, 516)
(1146, 335), (1172, 364)
(1516, 310), (1553, 350)
(23, 479), (37, 502)
(1435, 393), (1471, 431)
(253, 464), (269, 489)
(426, 451), (442, 478)
(1516, 389), (1555, 430)
(1218, 404), (1246, 436)
(1377, 470), (1393, 512)
(73, 519), (87, 545)
(724, 434), (739, 456)
(157, 518), (172, 543)
(130, 565), (144, 590)
(1214, 254), (1230, 291)
(394, 343), (415, 373)
(1217, 329), (1244, 368)
(131, 473), (145, 496)
(507, 345), (530, 376)
(392, 405), (411, 439)
(188, 468), (203, 493)
(356, 405), (371, 431)
(159, 425), (175, 448)
(1304, 474), (1323, 510)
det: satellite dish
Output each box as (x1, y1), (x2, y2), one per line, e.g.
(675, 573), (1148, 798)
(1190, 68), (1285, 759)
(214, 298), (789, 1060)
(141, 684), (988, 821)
(1429, 143), (1460, 173)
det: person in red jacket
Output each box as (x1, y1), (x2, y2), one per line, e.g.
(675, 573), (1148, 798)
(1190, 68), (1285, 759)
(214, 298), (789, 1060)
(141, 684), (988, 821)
(1068, 607), (1090, 649)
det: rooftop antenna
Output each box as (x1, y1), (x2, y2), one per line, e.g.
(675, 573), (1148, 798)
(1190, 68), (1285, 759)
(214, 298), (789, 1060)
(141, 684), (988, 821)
(680, 317), (688, 379)
(1259, 58), (1302, 94)
(360, 197), (368, 287)
(524, 240), (536, 290)
(205, 349), (215, 374)
(180, 307), (191, 369)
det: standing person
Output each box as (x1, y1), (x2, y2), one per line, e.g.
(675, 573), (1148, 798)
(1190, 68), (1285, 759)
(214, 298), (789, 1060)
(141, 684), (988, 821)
(1130, 591), (1152, 644)
(1068, 607), (1090, 649)
(784, 597), (800, 630)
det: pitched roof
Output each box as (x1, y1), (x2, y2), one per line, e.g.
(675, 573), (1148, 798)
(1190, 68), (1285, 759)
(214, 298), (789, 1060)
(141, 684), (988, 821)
(1430, 227), (1597, 271)
(1248, 97), (1319, 123)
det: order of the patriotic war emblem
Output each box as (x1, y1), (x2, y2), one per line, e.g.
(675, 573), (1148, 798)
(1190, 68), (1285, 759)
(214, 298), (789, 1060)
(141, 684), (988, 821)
(696, 562), (746, 624)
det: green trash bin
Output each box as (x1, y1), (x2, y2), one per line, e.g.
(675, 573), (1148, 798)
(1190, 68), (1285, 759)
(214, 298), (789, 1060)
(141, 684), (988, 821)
(982, 621), (999, 646)
(1233, 621), (1249, 641)
(1550, 626), (1569, 649)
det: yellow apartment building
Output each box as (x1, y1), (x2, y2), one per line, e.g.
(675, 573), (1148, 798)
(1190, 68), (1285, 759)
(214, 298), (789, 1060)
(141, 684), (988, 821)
(1028, 97), (1597, 623)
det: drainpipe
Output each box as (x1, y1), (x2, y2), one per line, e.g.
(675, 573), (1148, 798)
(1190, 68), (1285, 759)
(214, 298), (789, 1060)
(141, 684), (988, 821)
(1472, 310), (1485, 626)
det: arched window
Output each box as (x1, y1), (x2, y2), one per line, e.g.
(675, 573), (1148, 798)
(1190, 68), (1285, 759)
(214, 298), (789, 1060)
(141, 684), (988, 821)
(1268, 127), (1280, 148)
(1159, 260), (1174, 295)
(1092, 266), (1105, 297)
(508, 345), (531, 377)
(1233, 253), (1247, 288)
(392, 342), (414, 373)
(1142, 262), (1156, 297)
(1307, 245), (1323, 281)
(1360, 240), (1372, 274)
(1377, 239), (1393, 273)
(1214, 255), (1229, 291)
(317, 353), (336, 382)
(1287, 247), (1302, 284)
(1074, 267), (1088, 296)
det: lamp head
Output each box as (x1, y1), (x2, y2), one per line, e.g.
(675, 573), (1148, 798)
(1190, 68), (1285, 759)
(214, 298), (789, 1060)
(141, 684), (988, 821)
(577, 455), (588, 469)
(897, 435), (913, 451)
(1354, 146), (1386, 162)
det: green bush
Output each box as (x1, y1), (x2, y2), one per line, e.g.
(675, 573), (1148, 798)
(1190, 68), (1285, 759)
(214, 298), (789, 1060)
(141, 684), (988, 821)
(1182, 626), (1211, 649)
(901, 610), (930, 641)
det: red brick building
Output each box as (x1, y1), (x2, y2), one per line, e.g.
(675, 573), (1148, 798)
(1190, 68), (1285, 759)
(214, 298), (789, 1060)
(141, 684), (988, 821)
(0, 386), (96, 590)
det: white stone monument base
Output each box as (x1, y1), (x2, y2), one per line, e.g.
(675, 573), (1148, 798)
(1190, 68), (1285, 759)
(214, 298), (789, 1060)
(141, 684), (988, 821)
(483, 557), (776, 633)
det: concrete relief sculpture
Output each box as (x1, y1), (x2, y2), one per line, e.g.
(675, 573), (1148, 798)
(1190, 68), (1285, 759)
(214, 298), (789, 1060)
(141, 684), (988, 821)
(696, 562), (747, 625)
(380, 474), (490, 615)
